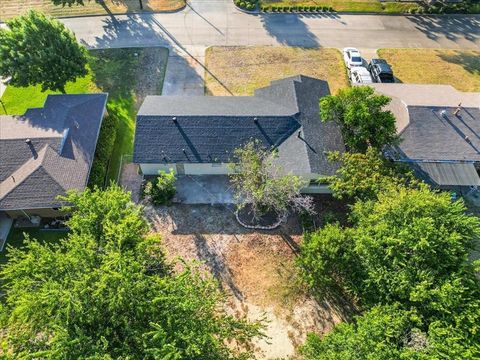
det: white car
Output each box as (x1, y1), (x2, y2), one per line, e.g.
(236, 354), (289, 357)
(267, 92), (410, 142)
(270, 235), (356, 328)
(343, 47), (363, 69)
(349, 66), (373, 84)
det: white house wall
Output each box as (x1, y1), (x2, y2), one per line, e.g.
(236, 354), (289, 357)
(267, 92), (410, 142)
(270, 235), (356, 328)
(184, 163), (231, 175)
(139, 163), (332, 193)
(140, 163), (177, 175)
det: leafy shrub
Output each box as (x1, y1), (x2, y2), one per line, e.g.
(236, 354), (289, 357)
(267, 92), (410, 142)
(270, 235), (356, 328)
(322, 6), (328, 11)
(88, 110), (119, 188)
(143, 170), (177, 206)
(235, 0), (257, 10)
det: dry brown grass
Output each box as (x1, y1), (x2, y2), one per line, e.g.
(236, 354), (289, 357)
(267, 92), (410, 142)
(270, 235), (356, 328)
(0, 0), (185, 20)
(205, 46), (349, 96)
(145, 204), (346, 358)
(378, 49), (480, 92)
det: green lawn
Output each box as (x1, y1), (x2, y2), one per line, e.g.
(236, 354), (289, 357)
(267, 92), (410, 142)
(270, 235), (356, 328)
(0, 228), (67, 264)
(0, 47), (168, 185)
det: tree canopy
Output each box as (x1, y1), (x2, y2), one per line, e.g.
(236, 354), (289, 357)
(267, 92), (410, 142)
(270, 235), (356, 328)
(0, 11), (88, 92)
(230, 140), (313, 220)
(299, 185), (480, 359)
(320, 86), (397, 152)
(299, 185), (479, 308)
(0, 185), (262, 358)
(325, 147), (416, 201)
(301, 302), (480, 360)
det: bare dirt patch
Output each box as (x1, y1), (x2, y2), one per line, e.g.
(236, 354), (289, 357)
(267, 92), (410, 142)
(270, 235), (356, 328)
(145, 201), (349, 359)
(204, 46), (349, 96)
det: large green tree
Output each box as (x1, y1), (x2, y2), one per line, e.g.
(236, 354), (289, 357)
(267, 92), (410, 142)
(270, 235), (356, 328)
(0, 185), (262, 358)
(298, 185), (480, 309)
(320, 86), (397, 152)
(301, 302), (480, 360)
(0, 11), (88, 92)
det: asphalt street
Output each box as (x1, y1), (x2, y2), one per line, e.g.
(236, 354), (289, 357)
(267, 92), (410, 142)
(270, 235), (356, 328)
(56, 0), (480, 50)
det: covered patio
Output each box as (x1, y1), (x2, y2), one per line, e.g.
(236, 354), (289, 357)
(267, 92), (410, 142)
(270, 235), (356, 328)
(173, 175), (235, 204)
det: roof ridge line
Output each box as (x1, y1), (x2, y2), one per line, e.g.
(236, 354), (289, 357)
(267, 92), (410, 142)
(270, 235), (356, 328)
(0, 145), (49, 200)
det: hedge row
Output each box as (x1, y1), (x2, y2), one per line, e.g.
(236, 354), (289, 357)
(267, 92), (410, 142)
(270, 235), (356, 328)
(261, 5), (335, 12)
(407, 2), (479, 14)
(88, 107), (119, 189)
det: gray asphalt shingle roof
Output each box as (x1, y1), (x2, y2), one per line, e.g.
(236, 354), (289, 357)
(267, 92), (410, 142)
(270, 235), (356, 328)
(0, 94), (107, 210)
(398, 106), (480, 162)
(134, 75), (345, 176)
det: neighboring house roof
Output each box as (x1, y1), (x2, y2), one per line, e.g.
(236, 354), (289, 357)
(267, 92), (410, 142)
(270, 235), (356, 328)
(411, 162), (480, 187)
(371, 83), (480, 187)
(371, 83), (480, 132)
(0, 94), (108, 210)
(398, 106), (480, 162)
(134, 75), (345, 176)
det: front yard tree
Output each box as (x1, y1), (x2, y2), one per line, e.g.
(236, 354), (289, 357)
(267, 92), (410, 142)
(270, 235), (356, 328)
(320, 86), (397, 152)
(0, 10), (88, 93)
(0, 185), (262, 358)
(230, 141), (314, 221)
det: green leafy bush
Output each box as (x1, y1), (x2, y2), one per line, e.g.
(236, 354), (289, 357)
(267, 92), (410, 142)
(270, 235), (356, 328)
(235, 0), (257, 11)
(143, 170), (177, 206)
(88, 109), (119, 188)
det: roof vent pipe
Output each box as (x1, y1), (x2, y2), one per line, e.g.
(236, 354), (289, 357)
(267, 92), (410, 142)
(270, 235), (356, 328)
(254, 117), (258, 123)
(25, 138), (32, 145)
(172, 117), (177, 123)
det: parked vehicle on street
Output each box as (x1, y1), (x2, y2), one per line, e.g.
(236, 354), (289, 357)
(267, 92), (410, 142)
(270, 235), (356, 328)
(368, 59), (395, 83)
(349, 66), (373, 84)
(343, 47), (363, 69)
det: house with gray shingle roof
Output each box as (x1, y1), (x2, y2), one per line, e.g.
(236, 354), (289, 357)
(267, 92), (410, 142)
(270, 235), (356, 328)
(0, 93), (108, 219)
(133, 75), (345, 193)
(371, 84), (480, 189)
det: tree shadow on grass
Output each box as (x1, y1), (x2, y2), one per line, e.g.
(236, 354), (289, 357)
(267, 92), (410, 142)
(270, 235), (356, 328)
(436, 50), (480, 76)
(88, 48), (140, 98)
